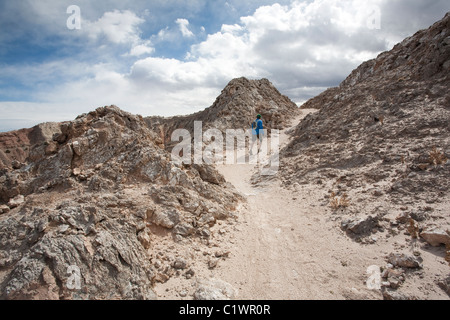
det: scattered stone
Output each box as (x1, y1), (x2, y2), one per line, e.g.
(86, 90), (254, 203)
(199, 228), (211, 238)
(372, 189), (383, 197)
(185, 268), (195, 279)
(437, 276), (450, 296)
(11, 160), (23, 170)
(387, 253), (423, 269)
(174, 222), (196, 237)
(8, 195), (24, 209)
(208, 258), (219, 269)
(341, 215), (379, 237)
(152, 210), (179, 229)
(72, 167), (81, 176)
(173, 258), (188, 270)
(193, 164), (226, 185)
(382, 289), (412, 300)
(396, 212), (410, 224)
(215, 250), (231, 258)
(193, 278), (237, 300)
(137, 230), (151, 249)
(409, 211), (429, 222)
(179, 290), (188, 297)
(0, 205), (10, 215)
(420, 227), (450, 247)
(155, 273), (170, 284)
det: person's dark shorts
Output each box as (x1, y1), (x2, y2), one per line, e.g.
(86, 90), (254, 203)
(252, 133), (262, 142)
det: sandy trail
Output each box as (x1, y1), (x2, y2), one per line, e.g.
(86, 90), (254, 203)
(215, 110), (382, 300)
(154, 110), (386, 300)
(154, 111), (449, 300)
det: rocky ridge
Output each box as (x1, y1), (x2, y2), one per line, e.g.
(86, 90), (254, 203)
(1, 12), (449, 301)
(145, 77), (299, 151)
(0, 105), (242, 299)
(278, 12), (450, 298)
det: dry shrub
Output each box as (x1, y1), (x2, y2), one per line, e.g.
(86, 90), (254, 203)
(330, 192), (350, 210)
(429, 147), (448, 166)
(407, 218), (419, 239)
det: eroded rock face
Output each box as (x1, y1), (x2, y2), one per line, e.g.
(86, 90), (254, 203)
(0, 105), (242, 300)
(276, 13), (450, 299)
(281, 13), (450, 205)
(0, 123), (62, 171)
(145, 77), (300, 151)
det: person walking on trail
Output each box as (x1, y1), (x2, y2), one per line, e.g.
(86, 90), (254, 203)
(250, 114), (264, 155)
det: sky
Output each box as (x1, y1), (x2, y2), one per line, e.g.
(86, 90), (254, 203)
(0, 0), (449, 132)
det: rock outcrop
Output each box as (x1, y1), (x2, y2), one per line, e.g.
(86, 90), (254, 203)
(278, 12), (450, 299)
(282, 12), (450, 207)
(0, 122), (61, 171)
(145, 77), (300, 151)
(0, 105), (242, 299)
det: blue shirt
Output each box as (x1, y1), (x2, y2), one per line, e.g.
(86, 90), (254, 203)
(252, 119), (263, 135)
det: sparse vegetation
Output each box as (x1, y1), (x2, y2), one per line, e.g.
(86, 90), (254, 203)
(429, 146), (448, 166)
(330, 192), (350, 210)
(407, 218), (419, 239)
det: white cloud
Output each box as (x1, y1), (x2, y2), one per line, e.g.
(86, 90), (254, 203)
(2, 0), (450, 132)
(79, 9), (156, 58)
(84, 10), (145, 44)
(220, 24), (244, 35)
(128, 42), (155, 57)
(176, 18), (194, 38)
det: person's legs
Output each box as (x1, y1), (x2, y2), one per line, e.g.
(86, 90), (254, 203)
(250, 134), (257, 155)
(257, 133), (263, 153)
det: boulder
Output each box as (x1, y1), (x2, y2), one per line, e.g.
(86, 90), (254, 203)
(193, 164), (226, 185)
(387, 253), (423, 269)
(437, 276), (450, 296)
(193, 278), (237, 300)
(152, 210), (179, 229)
(0, 205), (10, 215)
(8, 195), (24, 209)
(420, 227), (450, 247)
(341, 215), (379, 237)
(172, 258), (188, 270)
(174, 222), (196, 237)
(382, 289), (412, 300)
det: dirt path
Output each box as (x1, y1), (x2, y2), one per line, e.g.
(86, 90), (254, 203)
(154, 109), (449, 300)
(214, 110), (382, 300)
(154, 110), (384, 300)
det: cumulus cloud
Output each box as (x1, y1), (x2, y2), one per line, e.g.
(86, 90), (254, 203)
(83, 10), (145, 44)
(128, 42), (155, 57)
(126, 0), (392, 104)
(81, 9), (155, 58)
(1, 0), (450, 131)
(176, 18), (195, 38)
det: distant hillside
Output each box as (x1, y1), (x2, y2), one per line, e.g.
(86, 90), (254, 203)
(281, 11), (450, 216)
(145, 77), (300, 150)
